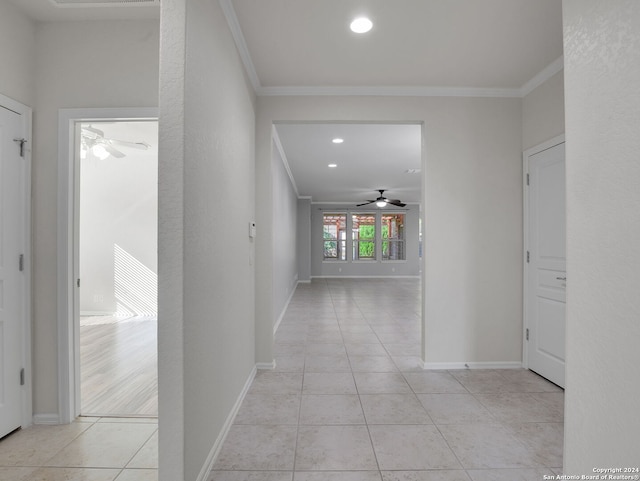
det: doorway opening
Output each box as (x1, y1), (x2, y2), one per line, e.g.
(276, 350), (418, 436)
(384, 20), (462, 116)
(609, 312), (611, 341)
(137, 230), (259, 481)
(78, 120), (158, 416)
(271, 121), (425, 361)
(57, 108), (158, 423)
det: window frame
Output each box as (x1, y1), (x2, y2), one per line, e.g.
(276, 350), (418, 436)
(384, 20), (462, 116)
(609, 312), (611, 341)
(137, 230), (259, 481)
(351, 212), (378, 262)
(381, 211), (407, 262)
(322, 212), (348, 262)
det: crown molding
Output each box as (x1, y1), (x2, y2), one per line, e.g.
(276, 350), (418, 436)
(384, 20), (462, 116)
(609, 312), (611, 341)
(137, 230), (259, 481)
(257, 85), (522, 98)
(49, 0), (159, 6)
(520, 55), (564, 97)
(220, 1), (563, 100)
(311, 201), (420, 206)
(271, 126), (299, 197)
(219, 0), (261, 91)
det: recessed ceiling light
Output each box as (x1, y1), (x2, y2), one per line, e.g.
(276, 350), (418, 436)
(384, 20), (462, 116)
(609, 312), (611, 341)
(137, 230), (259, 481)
(332, 138), (344, 144)
(328, 163), (338, 168)
(350, 17), (373, 34)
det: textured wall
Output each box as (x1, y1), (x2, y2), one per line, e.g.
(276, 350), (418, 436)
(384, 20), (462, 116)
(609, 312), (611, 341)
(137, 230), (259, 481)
(159, 0), (257, 479)
(158, 0), (185, 478)
(256, 95), (523, 366)
(33, 19), (160, 417)
(297, 198), (312, 281)
(79, 122), (158, 316)
(522, 70), (565, 150)
(563, 0), (640, 472)
(272, 138), (299, 326)
(0, 2), (36, 107)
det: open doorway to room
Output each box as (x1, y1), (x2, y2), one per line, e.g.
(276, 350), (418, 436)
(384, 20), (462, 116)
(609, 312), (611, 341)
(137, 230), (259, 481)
(272, 122), (425, 365)
(77, 120), (158, 417)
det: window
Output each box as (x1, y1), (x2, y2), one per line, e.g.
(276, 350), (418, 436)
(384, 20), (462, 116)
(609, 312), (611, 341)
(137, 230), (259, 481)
(352, 213), (376, 260)
(323, 213), (346, 260)
(382, 213), (405, 260)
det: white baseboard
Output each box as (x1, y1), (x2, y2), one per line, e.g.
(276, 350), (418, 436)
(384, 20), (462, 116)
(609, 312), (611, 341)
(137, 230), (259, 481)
(197, 365), (257, 481)
(33, 413), (61, 425)
(273, 280), (300, 335)
(256, 361), (276, 370)
(297, 279), (311, 284)
(311, 275), (421, 279)
(423, 361), (524, 370)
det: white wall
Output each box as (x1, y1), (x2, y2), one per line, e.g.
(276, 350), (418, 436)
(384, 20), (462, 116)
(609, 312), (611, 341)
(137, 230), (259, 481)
(256, 96), (523, 366)
(272, 138), (298, 327)
(79, 122), (158, 316)
(563, 0), (640, 472)
(297, 198), (312, 281)
(33, 19), (159, 417)
(523, 70), (565, 150)
(310, 204), (420, 277)
(157, 0), (186, 478)
(0, 1), (36, 107)
(159, 0), (257, 479)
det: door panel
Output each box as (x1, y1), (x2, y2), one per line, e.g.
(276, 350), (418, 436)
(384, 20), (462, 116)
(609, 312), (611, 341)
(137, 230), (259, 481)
(527, 141), (566, 388)
(0, 104), (24, 438)
(537, 297), (566, 361)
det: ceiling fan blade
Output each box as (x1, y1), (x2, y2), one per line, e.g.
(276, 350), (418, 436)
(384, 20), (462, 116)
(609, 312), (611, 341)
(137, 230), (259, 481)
(356, 200), (375, 206)
(110, 139), (151, 150)
(104, 144), (126, 158)
(387, 200), (406, 207)
(83, 125), (104, 137)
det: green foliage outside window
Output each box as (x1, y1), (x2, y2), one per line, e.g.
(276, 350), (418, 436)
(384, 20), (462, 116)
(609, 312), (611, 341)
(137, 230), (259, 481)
(357, 225), (375, 258)
(323, 228), (337, 258)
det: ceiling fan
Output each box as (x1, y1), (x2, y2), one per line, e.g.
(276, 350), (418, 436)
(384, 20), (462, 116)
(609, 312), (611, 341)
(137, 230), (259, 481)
(357, 189), (406, 208)
(81, 125), (150, 159)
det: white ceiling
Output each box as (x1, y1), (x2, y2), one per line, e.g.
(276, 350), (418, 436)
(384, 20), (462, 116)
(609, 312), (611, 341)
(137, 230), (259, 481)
(276, 123), (421, 204)
(7, 0), (159, 22)
(230, 0), (563, 93)
(228, 0), (562, 203)
(9, 0), (563, 204)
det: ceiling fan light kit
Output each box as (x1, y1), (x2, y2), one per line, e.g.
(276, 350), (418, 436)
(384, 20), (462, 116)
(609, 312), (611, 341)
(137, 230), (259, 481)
(358, 190), (406, 208)
(350, 17), (373, 34)
(80, 125), (150, 160)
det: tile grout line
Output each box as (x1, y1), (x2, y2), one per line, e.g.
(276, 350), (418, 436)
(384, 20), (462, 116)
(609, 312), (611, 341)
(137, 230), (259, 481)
(345, 295), (384, 480)
(37, 416), (100, 468)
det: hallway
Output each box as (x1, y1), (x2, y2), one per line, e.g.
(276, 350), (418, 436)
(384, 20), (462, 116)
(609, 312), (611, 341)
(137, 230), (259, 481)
(210, 279), (564, 480)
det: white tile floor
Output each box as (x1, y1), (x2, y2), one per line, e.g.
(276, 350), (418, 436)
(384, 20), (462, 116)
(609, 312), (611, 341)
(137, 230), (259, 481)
(0, 417), (157, 481)
(210, 278), (564, 481)
(0, 279), (563, 481)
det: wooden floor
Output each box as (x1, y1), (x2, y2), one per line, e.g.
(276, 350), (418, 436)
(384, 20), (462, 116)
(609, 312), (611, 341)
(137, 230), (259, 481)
(80, 317), (158, 417)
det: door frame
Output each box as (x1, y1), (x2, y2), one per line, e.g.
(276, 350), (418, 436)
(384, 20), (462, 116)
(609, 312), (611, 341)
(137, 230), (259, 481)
(0, 93), (32, 429)
(522, 134), (565, 369)
(57, 107), (158, 423)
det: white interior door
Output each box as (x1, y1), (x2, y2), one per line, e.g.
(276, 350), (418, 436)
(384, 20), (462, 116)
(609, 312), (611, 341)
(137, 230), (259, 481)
(526, 140), (566, 388)
(0, 104), (26, 438)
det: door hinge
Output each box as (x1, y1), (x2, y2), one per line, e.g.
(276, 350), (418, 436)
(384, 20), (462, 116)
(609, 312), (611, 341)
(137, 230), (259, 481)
(526, 328), (530, 341)
(13, 138), (27, 158)
(20, 368), (25, 386)
(19, 254), (24, 272)
(526, 173), (530, 185)
(526, 251), (530, 263)
(77, 278), (81, 288)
